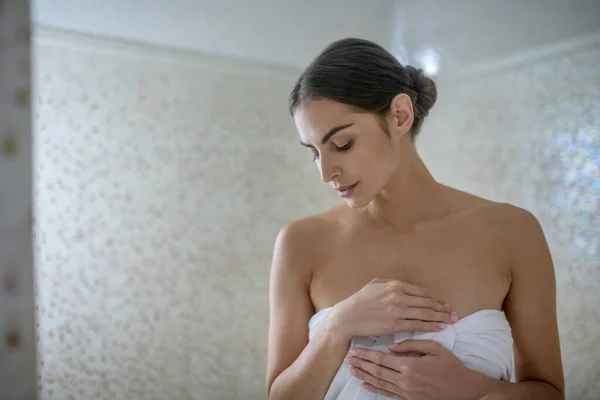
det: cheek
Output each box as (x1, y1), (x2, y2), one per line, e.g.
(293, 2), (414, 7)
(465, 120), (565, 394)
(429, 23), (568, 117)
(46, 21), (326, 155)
(348, 141), (397, 188)
(367, 138), (399, 173)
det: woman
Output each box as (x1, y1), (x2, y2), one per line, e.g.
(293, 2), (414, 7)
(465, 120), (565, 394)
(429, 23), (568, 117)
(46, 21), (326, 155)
(266, 38), (564, 399)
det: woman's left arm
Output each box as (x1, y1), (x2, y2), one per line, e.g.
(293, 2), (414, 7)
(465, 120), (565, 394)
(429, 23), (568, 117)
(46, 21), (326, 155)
(484, 206), (565, 398)
(446, 207), (564, 398)
(347, 206), (565, 400)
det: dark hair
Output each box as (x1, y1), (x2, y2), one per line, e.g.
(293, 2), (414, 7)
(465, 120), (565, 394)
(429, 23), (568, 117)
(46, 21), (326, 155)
(289, 38), (437, 138)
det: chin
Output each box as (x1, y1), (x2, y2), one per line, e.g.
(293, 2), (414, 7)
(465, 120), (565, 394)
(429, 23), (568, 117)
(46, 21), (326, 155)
(342, 196), (371, 209)
(338, 183), (376, 209)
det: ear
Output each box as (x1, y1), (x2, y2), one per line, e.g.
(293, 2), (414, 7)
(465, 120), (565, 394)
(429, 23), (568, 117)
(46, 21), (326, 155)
(388, 93), (414, 137)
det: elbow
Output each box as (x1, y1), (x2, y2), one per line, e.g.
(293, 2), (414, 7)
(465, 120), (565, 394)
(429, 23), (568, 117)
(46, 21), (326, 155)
(535, 378), (564, 399)
(522, 379), (564, 400)
(549, 384), (564, 400)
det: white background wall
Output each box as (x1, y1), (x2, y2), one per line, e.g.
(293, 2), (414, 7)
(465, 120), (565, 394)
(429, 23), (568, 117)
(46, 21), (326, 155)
(0, 0), (586, 397)
(30, 0), (600, 76)
(30, 27), (600, 399)
(420, 47), (600, 399)
(33, 30), (337, 399)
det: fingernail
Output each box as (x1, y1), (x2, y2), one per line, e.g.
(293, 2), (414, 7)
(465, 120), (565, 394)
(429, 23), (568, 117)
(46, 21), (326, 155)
(451, 312), (459, 322)
(438, 323), (449, 329)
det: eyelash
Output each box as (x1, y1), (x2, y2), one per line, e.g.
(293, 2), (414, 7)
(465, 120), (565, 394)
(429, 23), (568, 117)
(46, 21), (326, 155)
(312, 141), (354, 161)
(337, 141), (353, 151)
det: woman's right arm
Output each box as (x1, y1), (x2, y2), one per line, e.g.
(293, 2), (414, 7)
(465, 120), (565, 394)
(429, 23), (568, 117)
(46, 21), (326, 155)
(266, 221), (350, 400)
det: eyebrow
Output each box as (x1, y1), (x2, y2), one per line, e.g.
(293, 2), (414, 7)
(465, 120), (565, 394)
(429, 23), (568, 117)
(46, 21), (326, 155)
(300, 123), (354, 147)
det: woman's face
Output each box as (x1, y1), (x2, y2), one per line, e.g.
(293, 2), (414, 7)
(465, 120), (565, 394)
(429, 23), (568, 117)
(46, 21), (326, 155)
(293, 98), (407, 208)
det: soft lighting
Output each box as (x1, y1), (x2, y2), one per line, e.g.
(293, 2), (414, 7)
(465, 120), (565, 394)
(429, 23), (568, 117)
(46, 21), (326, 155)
(419, 47), (440, 76)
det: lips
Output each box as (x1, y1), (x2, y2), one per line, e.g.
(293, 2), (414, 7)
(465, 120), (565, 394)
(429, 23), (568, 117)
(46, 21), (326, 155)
(336, 183), (355, 191)
(336, 182), (358, 198)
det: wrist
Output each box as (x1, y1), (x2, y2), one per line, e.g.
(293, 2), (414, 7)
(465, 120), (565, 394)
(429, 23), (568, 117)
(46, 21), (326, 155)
(464, 368), (511, 400)
(321, 305), (353, 342)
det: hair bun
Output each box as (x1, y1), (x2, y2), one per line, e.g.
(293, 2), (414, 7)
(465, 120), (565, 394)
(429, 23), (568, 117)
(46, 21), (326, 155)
(290, 37), (438, 138)
(405, 65), (437, 116)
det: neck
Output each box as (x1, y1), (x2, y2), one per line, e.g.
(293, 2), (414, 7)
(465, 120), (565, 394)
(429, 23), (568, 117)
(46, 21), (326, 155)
(365, 142), (448, 229)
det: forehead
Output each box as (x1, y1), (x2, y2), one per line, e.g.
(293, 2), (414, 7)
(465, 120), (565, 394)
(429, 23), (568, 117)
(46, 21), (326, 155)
(293, 99), (356, 140)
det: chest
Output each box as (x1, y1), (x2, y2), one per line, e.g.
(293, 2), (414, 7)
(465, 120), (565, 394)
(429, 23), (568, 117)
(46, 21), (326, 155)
(309, 219), (511, 316)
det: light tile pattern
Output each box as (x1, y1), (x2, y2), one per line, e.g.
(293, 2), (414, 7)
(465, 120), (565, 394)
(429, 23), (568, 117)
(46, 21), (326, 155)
(33, 31), (599, 399)
(33, 33), (336, 399)
(421, 46), (600, 400)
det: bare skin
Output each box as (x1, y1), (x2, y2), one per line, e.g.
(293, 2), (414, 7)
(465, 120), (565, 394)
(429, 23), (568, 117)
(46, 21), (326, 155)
(266, 95), (564, 399)
(307, 193), (509, 316)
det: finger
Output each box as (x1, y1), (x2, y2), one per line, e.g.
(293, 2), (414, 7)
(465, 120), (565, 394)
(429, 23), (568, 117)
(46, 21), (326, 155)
(398, 281), (430, 298)
(361, 382), (404, 399)
(349, 349), (409, 372)
(384, 280), (451, 312)
(401, 306), (457, 324)
(399, 282), (448, 305)
(370, 277), (392, 284)
(348, 366), (401, 396)
(389, 339), (442, 356)
(346, 356), (399, 385)
(394, 319), (449, 332)
(403, 296), (453, 313)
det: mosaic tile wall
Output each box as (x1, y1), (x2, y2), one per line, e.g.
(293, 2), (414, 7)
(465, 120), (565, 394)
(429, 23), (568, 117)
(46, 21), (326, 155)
(32, 30), (598, 399)
(32, 31), (337, 399)
(0, 1), (38, 399)
(419, 46), (600, 400)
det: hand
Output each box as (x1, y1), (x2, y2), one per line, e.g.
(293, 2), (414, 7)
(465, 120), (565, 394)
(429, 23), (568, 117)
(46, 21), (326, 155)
(346, 339), (485, 400)
(325, 278), (458, 340)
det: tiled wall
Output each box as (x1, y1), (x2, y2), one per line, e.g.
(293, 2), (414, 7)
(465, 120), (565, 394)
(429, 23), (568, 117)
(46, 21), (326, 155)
(31, 28), (599, 400)
(33, 30), (336, 399)
(420, 46), (600, 399)
(0, 1), (38, 399)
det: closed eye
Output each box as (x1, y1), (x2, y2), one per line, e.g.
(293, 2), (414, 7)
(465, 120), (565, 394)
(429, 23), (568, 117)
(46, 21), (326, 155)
(336, 141), (353, 151)
(309, 141), (353, 161)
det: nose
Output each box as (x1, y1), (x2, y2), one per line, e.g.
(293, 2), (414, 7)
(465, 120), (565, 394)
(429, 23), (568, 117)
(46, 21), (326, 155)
(317, 156), (339, 183)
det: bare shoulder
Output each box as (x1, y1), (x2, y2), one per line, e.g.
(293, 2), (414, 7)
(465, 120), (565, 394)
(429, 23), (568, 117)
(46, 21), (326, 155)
(483, 202), (547, 251)
(470, 199), (553, 279)
(275, 204), (346, 254)
(266, 205), (349, 393)
(443, 186), (548, 257)
(444, 186), (543, 234)
(272, 204), (347, 281)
